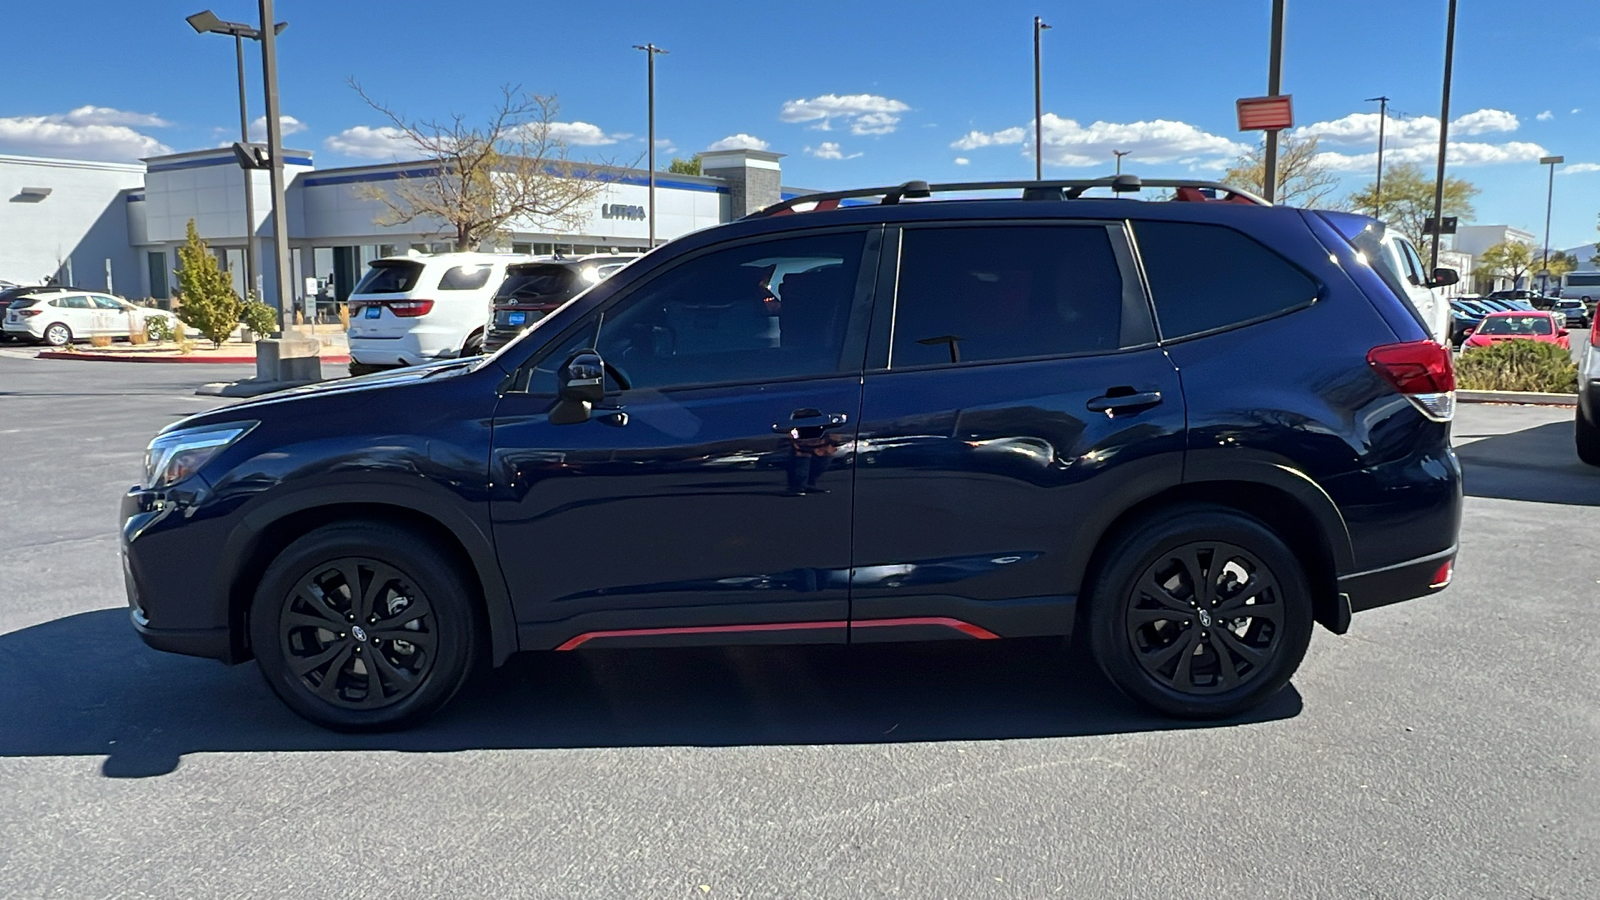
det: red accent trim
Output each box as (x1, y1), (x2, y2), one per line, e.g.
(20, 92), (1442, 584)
(1430, 559), (1454, 589)
(852, 617), (1001, 640)
(554, 620), (848, 651)
(551, 615), (1001, 650)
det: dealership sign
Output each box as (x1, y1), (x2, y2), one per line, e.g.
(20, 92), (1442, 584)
(601, 203), (647, 220)
(1235, 95), (1294, 131)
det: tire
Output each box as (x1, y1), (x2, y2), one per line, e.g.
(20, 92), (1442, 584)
(347, 361), (390, 377)
(249, 520), (485, 732)
(1084, 505), (1314, 720)
(1577, 398), (1600, 467)
(461, 329), (485, 357)
(43, 322), (72, 347)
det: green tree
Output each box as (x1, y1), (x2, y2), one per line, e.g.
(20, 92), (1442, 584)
(666, 154), (702, 175)
(1345, 162), (1479, 249)
(174, 220), (244, 348)
(1593, 214), (1600, 268)
(1478, 240), (1536, 292)
(1536, 249), (1578, 284)
(1221, 132), (1337, 207)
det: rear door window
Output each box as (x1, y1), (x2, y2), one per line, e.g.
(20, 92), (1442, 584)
(890, 225), (1125, 367)
(352, 261), (423, 294)
(1133, 221), (1320, 340)
(438, 264), (494, 291)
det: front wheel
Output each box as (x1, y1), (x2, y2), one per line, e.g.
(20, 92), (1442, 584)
(43, 323), (72, 346)
(249, 521), (484, 731)
(1085, 506), (1314, 719)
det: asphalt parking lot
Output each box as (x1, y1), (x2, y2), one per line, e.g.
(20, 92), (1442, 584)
(0, 354), (1595, 899)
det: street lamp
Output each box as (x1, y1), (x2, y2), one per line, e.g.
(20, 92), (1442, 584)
(1113, 150), (1131, 175)
(1033, 16), (1051, 181)
(186, 9), (287, 304)
(632, 43), (668, 247)
(1427, 0), (1458, 272)
(1540, 154), (1564, 295)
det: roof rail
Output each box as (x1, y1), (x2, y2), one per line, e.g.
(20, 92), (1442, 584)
(749, 176), (1271, 219)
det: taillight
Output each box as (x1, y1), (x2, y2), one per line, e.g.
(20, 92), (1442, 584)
(19, 309), (41, 317)
(1589, 312), (1599, 347)
(1368, 340), (1455, 422)
(386, 300), (434, 318)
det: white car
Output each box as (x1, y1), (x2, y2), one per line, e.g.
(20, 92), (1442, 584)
(1370, 229), (1453, 344)
(346, 252), (528, 370)
(2, 289), (178, 347)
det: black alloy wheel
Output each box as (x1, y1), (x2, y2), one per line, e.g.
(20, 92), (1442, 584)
(250, 521), (483, 731)
(1086, 506), (1313, 719)
(1124, 542), (1281, 695)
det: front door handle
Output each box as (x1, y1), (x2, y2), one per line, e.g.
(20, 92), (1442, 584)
(1086, 390), (1163, 415)
(773, 409), (849, 435)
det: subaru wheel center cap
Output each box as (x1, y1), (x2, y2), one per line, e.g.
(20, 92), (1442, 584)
(1198, 609), (1213, 627)
(351, 624), (369, 642)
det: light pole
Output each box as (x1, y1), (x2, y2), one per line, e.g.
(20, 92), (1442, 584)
(1428, 0), (1457, 272)
(1033, 16), (1051, 181)
(1365, 95), (1388, 214)
(1113, 150), (1131, 175)
(1262, 0), (1286, 203)
(186, 10), (286, 303)
(633, 43), (668, 247)
(1540, 154), (1564, 295)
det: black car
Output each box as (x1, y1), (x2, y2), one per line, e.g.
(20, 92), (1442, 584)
(483, 255), (641, 354)
(122, 177), (1462, 731)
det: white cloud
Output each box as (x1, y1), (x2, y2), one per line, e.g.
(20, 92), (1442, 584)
(1561, 163), (1600, 175)
(0, 107), (172, 161)
(1295, 108), (1519, 150)
(706, 133), (769, 151)
(1313, 140), (1549, 172)
(248, 115), (307, 141)
(953, 114), (1245, 168)
(1573, 108), (1583, 114)
(323, 125), (414, 159)
(531, 121), (624, 146)
(806, 141), (861, 160)
(780, 93), (910, 135)
(953, 156), (970, 165)
(1537, 110), (1555, 121)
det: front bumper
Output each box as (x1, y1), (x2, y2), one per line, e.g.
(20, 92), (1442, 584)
(122, 485), (240, 663)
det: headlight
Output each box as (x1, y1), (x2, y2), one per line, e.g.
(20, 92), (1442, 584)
(142, 422), (256, 489)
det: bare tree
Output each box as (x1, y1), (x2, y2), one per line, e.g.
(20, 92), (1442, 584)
(1222, 132), (1338, 207)
(350, 82), (613, 251)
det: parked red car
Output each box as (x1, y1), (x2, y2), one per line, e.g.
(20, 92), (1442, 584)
(1461, 311), (1570, 351)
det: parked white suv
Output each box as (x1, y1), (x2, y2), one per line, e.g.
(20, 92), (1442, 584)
(346, 252), (527, 370)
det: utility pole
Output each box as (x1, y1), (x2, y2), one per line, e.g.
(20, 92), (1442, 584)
(1113, 150), (1131, 175)
(1033, 16), (1051, 181)
(233, 34), (258, 301)
(1540, 155), (1564, 295)
(259, 0), (293, 332)
(1366, 95), (1389, 215)
(633, 43), (668, 247)
(1428, 0), (1457, 272)
(1262, 0), (1286, 203)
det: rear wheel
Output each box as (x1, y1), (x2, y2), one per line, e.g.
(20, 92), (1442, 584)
(249, 521), (484, 731)
(1577, 398), (1600, 466)
(1085, 506), (1313, 719)
(43, 323), (71, 346)
(461, 328), (485, 357)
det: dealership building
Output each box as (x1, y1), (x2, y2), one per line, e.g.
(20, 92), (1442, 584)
(0, 146), (791, 307)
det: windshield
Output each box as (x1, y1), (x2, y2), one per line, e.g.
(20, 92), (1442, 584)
(1477, 315), (1552, 336)
(494, 265), (576, 302)
(352, 260), (424, 295)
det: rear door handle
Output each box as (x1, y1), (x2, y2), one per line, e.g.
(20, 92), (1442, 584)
(1086, 390), (1163, 415)
(774, 410), (849, 434)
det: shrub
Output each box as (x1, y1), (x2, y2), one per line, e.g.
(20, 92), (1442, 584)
(173, 220), (244, 348)
(337, 302), (350, 331)
(145, 315), (175, 343)
(89, 333), (113, 348)
(240, 299), (278, 338)
(126, 313), (148, 345)
(1456, 339), (1578, 393)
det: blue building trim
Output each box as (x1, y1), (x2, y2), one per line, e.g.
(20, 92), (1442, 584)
(127, 193), (145, 202)
(302, 165), (728, 194)
(147, 155), (314, 174)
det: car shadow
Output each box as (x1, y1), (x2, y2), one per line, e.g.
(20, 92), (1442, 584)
(0, 609), (1300, 778)
(1455, 419), (1600, 505)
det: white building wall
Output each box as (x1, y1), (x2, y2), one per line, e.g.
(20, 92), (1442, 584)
(0, 153), (144, 289)
(1453, 224), (1535, 259)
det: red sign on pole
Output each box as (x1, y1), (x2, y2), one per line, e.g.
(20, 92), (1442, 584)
(1236, 95), (1294, 131)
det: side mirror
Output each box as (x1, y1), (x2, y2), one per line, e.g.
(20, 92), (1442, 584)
(549, 350), (605, 425)
(1429, 267), (1460, 288)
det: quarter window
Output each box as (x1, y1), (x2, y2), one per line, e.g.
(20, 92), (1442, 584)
(1134, 221), (1319, 339)
(438, 265), (493, 291)
(530, 232), (865, 393)
(890, 225), (1124, 367)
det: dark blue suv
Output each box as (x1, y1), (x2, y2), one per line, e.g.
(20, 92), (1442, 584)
(123, 177), (1461, 731)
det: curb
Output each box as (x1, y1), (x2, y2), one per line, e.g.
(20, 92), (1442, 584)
(1457, 389), (1578, 407)
(36, 351), (350, 365)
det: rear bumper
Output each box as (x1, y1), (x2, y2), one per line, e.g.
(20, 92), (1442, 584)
(349, 331), (460, 366)
(1338, 545), (1456, 614)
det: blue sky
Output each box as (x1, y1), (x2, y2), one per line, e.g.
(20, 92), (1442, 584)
(3, 0), (1597, 250)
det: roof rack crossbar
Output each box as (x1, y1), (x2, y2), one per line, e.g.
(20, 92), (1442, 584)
(749, 177), (1270, 218)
